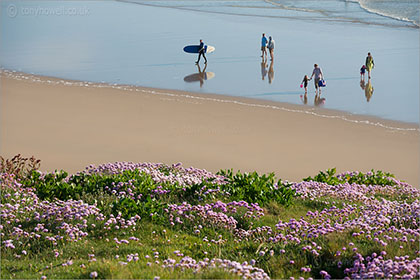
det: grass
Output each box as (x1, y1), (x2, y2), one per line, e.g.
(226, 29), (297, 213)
(1, 159), (419, 279)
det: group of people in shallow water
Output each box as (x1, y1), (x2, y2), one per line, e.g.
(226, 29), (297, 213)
(261, 33), (275, 61)
(299, 52), (375, 105)
(193, 36), (376, 103)
(262, 33), (376, 105)
(299, 63), (326, 106)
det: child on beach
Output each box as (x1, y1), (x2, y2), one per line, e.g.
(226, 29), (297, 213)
(300, 75), (310, 94)
(300, 75), (310, 104)
(360, 65), (366, 80)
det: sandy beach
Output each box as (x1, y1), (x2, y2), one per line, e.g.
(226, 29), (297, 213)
(1, 72), (418, 186)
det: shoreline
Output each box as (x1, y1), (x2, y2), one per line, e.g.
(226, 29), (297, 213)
(2, 69), (418, 131)
(2, 0), (418, 124)
(1, 71), (419, 187)
(118, 0), (420, 29)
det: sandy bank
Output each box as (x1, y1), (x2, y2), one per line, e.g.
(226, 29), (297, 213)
(1, 73), (418, 186)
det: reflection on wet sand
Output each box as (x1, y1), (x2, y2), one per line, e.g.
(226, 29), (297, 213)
(364, 79), (374, 102)
(261, 58), (267, 81)
(261, 57), (275, 84)
(299, 92), (325, 107)
(360, 75), (374, 102)
(360, 80), (366, 90)
(183, 64), (215, 87)
(268, 60), (274, 84)
(314, 93), (326, 107)
(300, 93), (308, 105)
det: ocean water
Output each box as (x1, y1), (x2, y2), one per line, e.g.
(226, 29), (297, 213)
(1, 0), (419, 124)
(124, 0), (420, 28)
(348, 0), (420, 27)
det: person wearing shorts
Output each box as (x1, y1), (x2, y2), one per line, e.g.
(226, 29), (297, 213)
(261, 33), (268, 59)
(310, 64), (324, 94)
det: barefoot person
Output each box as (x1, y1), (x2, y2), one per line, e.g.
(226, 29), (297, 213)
(267, 36), (275, 61)
(261, 33), (268, 59)
(301, 74), (310, 95)
(310, 64), (324, 94)
(360, 65), (366, 81)
(300, 75), (310, 105)
(195, 39), (207, 65)
(365, 52), (374, 79)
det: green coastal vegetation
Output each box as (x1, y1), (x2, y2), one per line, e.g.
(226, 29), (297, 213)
(1, 155), (419, 279)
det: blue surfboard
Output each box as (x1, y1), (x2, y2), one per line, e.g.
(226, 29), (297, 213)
(183, 45), (215, 54)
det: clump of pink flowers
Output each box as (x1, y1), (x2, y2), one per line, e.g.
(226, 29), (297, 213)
(161, 256), (270, 279)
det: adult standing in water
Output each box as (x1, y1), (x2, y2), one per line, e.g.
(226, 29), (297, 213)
(261, 33), (268, 59)
(267, 36), (275, 61)
(196, 39), (207, 65)
(310, 64), (324, 95)
(365, 52), (374, 79)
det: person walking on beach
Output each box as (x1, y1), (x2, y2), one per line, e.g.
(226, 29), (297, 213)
(365, 52), (374, 79)
(261, 33), (268, 59)
(300, 75), (310, 104)
(310, 64), (324, 94)
(301, 75), (310, 94)
(267, 36), (275, 61)
(196, 39), (207, 65)
(360, 65), (366, 81)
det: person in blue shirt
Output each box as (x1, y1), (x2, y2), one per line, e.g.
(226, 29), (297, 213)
(195, 39), (207, 65)
(261, 33), (268, 59)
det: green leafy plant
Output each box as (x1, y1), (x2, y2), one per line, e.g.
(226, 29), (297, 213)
(217, 169), (298, 206)
(303, 168), (397, 186)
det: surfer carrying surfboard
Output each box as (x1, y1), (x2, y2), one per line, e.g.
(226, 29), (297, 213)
(195, 39), (207, 65)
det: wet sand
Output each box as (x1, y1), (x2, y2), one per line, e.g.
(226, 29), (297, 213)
(1, 73), (418, 186)
(1, 0), (418, 123)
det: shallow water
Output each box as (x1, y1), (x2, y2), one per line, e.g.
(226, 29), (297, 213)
(1, 0), (419, 123)
(125, 0), (420, 28)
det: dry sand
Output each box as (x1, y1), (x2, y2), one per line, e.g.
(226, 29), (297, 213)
(1, 73), (419, 186)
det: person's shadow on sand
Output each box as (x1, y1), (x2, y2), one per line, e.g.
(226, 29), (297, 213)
(183, 64), (215, 88)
